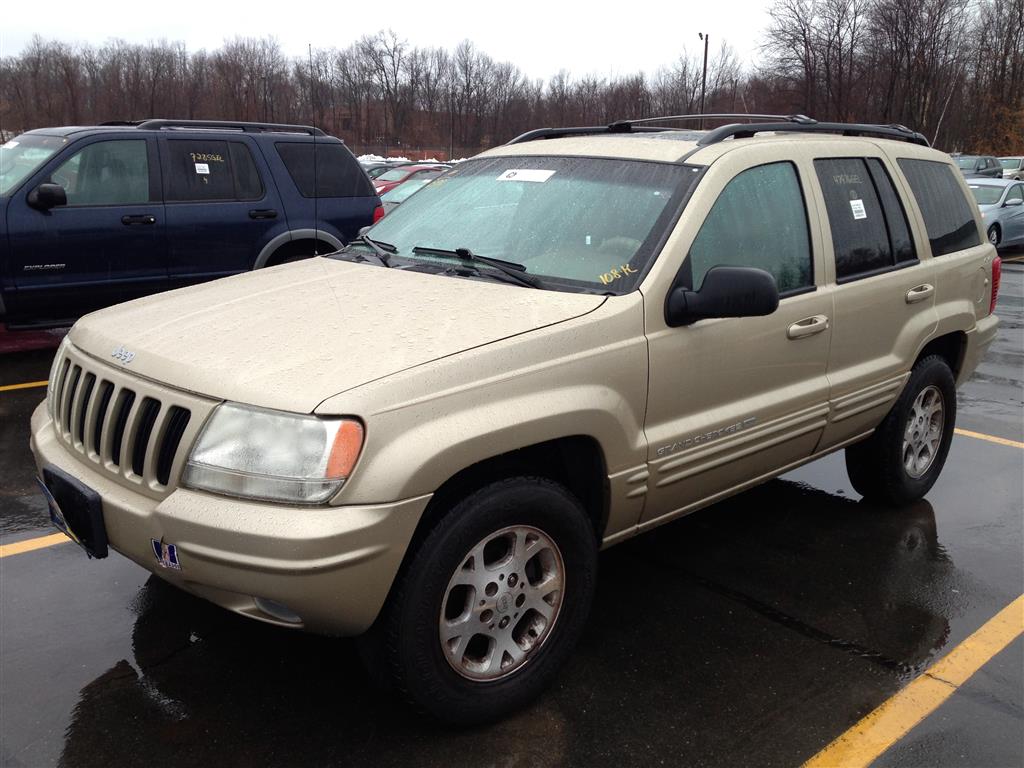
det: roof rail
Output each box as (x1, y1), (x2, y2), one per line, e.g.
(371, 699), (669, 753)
(506, 113), (929, 147)
(99, 120), (145, 127)
(696, 119), (929, 147)
(506, 114), (810, 144)
(132, 119), (326, 137)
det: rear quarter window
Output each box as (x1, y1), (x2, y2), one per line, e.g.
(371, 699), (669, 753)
(275, 142), (375, 198)
(897, 158), (981, 256)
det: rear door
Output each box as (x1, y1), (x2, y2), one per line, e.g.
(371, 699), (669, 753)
(160, 136), (287, 287)
(6, 135), (165, 325)
(812, 153), (938, 449)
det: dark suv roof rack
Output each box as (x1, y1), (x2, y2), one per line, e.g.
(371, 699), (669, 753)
(120, 119), (326, 136)
(507, 114), (929, 147)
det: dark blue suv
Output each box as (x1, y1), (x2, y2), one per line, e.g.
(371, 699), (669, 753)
(0, 120), (380, 329)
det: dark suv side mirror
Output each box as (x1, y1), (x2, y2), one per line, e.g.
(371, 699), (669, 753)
(665, 266), (780, 327)
(27, 183), (68, 211)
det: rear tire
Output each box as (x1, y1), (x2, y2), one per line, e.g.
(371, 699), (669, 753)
(845, 355), (956, 506)
(364, 477), (597, 725)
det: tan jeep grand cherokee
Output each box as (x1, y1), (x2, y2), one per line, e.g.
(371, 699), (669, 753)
(30, 116), (1000, 724)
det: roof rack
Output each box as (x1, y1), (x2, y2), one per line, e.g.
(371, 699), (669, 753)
(126, 119), (326, 136)
(506, 114), (929, 147)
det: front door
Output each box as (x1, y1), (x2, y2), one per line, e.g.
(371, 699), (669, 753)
(641, 155), (834, 529)
(6, 137), (165, 326)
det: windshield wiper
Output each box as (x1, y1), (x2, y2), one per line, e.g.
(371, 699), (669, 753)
(411, 246), (543, 289)
(345, 234), (396, 267)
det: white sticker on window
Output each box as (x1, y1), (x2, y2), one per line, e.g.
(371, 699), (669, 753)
(496, 169), (555, 183)
(1, 140), (18, 149)
(850, 199), (867, 219)
(195, 163), (210, 175)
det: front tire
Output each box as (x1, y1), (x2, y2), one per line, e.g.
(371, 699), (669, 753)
(370, 477), (597, 725)
(988, 225), (1001, 247)
(845, 355), (957, 506)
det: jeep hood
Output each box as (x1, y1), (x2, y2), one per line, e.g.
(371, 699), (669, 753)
(69, 258), (605, 412)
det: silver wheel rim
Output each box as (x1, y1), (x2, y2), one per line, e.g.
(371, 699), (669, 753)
(902, 385), (944, 479)
(439, 525), (564, 681)
(989, 228), (999, 245)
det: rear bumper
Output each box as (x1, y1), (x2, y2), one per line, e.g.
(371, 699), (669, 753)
(31, 401), (429, 635)
(958, 313), (1000, 386)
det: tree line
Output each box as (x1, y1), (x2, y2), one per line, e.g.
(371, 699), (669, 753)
(1, 0), (1021, 157)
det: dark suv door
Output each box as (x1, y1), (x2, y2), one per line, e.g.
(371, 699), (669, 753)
(5, 136), (165, 326)
(160, 137), (288, 288)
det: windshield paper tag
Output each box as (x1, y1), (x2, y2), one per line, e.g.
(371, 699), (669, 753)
(497, 169), (555, 183)
(1, 140), (18, 149)
(194, 163), (210, 175)
(850, 199), (867, 219)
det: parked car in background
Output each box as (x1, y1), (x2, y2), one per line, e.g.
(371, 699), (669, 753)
(999, 157), (1023, 180)
(0, 120), (380, 329)
(969, 178), (1024, 247)
(379, 171), (444, 214)
(955, 154), (1003, 178)
(373, 163), (450, 195)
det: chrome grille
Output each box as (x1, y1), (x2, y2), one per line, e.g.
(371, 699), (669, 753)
(48, 342), (216, 499)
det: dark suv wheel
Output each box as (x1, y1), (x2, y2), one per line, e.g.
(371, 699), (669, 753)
(845, 355), (957, 505)
(366, 477), (597, 724)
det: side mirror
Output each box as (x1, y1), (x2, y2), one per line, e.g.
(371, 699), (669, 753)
(27, 183), (67, 211)
(666, 266), (780, 327)
(1003, 198), (1023, 207)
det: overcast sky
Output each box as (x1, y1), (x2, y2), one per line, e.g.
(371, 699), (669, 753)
(0, 0), (773, 81)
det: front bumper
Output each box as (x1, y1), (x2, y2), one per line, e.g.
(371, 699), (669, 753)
(31, 402), (429, 635)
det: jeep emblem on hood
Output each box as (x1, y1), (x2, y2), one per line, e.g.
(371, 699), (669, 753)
(111, 346), (135, 365)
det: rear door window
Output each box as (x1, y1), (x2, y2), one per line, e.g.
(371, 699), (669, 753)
(688, 162), (813, 294)
(275, 142), (375, 198)
(50, 140), (150, 206)
(898, 158), (981, 256)
(166, 140), (263, 202)
(815, 157), (917, 281)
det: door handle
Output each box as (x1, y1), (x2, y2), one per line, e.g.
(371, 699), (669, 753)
(249, 209), (278, 220)
(906, 284), (934, 304)
(121, 214), (156, 225)
(787, 315), (830, 340)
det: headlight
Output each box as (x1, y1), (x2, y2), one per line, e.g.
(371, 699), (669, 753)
(182, 402), (364, 504)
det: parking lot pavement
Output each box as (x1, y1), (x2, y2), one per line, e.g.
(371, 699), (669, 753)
(0, 266), (1021, 768)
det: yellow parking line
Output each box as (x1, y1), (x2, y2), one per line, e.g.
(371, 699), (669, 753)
(804, 594), (1024, 768)
(0, 380), (48, 393)
(954, 428), (1024, 450)
(0, 532), (69, 558)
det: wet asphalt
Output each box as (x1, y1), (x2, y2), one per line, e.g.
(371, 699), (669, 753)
(1, 260), (1021, 768)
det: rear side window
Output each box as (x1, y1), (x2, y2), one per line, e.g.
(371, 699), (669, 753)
(688, 162), (813, 294)
(897, 159), (981, 256)
(166, 140), (263, 202)
(275, 142), (375, 198)
(815, 157), (917, 281)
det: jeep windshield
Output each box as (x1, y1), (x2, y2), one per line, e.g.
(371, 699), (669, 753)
(348, 156), (700, 294)
(0, 134), (66, 196)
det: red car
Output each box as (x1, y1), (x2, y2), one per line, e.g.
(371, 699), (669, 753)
(373, 164), (449, 195)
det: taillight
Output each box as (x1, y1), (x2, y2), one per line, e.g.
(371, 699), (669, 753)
(373, 205), (385, 223)
(989, 256), (1001, 315)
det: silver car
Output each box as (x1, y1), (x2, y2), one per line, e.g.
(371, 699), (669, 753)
(1000, 156), (1023, 180)
(969, 178), (1024, 248)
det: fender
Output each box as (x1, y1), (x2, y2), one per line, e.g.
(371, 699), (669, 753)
(253, 228), (344, 268)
